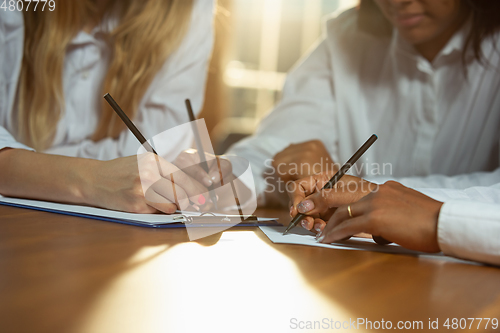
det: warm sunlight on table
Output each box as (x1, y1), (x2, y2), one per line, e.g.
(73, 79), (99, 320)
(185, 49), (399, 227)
(76, 231), (358, 333)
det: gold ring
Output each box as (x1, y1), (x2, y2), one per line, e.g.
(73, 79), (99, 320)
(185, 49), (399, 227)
(347, 205), (353, 218)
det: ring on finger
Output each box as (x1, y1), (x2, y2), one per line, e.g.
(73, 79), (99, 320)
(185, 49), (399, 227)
(347, 205), (353, 218)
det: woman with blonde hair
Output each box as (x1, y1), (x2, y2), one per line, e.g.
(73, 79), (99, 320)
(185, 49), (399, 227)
(0, 0), (220, 213)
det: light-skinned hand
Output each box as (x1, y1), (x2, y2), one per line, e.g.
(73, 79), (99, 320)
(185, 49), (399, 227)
(174, 149), (233, 188)
(90, 153), (209, 214)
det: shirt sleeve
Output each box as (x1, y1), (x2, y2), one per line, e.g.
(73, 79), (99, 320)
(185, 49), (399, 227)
(228, 37), (338, 206)
(0, 127), (34, 152)
(0, 11), (34, 152)
(416, 184), (500, 266)
(368, 167), (500, 189)
(367, 134), (500, 190)
(44, 0), (215, 161)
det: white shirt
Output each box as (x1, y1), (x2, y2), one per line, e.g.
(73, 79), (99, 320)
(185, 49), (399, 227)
(0, 0), (214, 160)
(421, 185), (500, 266)
(229, 9), (500, 265)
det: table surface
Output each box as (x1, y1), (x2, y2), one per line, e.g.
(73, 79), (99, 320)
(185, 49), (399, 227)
(1, 204), (500, 333)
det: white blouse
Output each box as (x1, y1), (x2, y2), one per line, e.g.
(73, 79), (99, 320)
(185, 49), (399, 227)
(0, 0), (214, 160)
(422, 185), (500, 266)
(229, 9), (500, 265)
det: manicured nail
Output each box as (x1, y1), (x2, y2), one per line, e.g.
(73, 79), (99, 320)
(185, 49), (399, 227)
(317, 235), (325, 243)
(301, 220), (308, 228)
(203, 177), (213, 187)
(315, 231), (323, 240)
(314, 223), (322, 232)
(289, 205), (294, 217)
(198, 194), (206, 205)
(298, 200), (314, 214)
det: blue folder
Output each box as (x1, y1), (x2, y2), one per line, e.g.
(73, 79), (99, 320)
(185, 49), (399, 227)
(0, 197), (279, 229)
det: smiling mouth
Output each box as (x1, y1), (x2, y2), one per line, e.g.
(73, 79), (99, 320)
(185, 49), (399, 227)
(394, 13), (425, 28)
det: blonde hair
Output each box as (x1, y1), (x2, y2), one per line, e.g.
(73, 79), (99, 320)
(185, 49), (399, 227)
(18, 0), (194, 150)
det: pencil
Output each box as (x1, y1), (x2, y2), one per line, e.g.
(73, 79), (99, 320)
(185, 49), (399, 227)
(283, 135), (380, 238)
(185, 99), (218, 209)
(104, 93), (157, 155)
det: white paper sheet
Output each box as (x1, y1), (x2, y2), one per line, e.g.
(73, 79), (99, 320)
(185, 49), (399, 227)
(259, 225), (479, 265)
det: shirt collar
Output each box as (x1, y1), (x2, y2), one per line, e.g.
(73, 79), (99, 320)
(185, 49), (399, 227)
(69, 14), (119, 46)
(439, 17), (471, 57)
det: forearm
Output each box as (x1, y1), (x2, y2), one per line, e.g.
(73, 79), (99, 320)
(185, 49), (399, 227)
(0, 148), (98, 205)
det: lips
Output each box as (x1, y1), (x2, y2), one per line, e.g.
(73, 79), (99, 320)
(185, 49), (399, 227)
(394, 13), (425, 28)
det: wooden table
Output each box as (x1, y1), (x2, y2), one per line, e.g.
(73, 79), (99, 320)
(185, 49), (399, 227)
(1, 204), (500, 333)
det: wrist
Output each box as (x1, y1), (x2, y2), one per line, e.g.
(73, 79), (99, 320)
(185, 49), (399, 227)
(73, 158), (102, 206)
(432, 201), (445, 252)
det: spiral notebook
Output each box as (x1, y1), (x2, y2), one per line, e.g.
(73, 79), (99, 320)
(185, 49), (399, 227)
(0, 196), (279, 228)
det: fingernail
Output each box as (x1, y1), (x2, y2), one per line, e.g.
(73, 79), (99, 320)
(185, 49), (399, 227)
(301, 220), (308, 228)
(297, 200), (314, 213)
(198, 194), (206, 205)
(204, 178), (213, 187)
(315, 231), (323, 239)
(289, 205), (294, 217)
(211, 176), (217, 182)
(314, 223), (322, 232)
(317, 235), (325, 243)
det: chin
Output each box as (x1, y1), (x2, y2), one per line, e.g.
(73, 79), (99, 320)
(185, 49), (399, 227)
(397, 29), (433, 46)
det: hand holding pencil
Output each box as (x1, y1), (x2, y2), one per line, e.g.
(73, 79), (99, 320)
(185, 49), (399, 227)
(104, 93), (234, 213)
(286, 135), (392, 245)
(288, 174), (378, 234)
